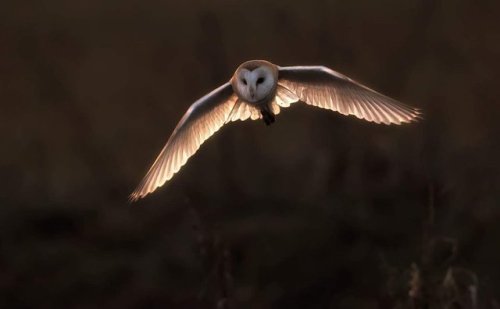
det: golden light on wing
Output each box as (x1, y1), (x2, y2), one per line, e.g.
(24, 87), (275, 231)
(273, 84), (300, 108)
(227, 99), (261, 122)
(277, 66), (422, 124)
(130, 83), (258, 201)
(268, 85), (301, 116)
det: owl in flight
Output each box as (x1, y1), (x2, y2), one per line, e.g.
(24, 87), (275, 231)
(130, 60), (421, 201)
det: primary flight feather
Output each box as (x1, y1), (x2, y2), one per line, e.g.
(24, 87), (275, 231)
(130, 60), (421, 201)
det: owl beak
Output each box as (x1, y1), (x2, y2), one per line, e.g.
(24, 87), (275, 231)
(249, 86), (256, 99)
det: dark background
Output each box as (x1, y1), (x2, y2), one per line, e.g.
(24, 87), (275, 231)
(1, 0), (499, 308)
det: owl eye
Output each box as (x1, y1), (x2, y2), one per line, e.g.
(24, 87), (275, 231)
(256, 77), (265, 84)
(241, 78), (247, 85)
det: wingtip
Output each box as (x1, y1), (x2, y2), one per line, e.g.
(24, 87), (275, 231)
(410, 108), (424, 122)
(128, 191), (143, 203)
(376, 107), (423, 126)
(397, 107), (423, 125)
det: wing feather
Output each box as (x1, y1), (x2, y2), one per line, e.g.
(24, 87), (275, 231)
(278, 66), (421, 124)
(130, 83), (259, 201)
(273, 84), (299, 108)
(228, 99), (262, 122)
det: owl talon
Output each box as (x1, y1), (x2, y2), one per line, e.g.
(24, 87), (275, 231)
(261, 110), (275, 126)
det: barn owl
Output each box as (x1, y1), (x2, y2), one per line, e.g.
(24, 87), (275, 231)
(130, 60), (421, 201)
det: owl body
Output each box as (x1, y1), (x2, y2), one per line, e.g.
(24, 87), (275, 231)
(230, 60), (279, 124)
(130, 60), (421, 201)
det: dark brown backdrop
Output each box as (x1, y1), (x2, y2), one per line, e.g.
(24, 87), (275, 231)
(1, 0), (499, 308)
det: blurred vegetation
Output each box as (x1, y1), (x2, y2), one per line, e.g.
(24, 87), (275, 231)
(1, 0), (499, 308)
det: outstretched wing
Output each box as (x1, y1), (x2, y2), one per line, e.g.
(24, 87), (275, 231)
(277, 66), (421, 124)
(130, 83), (260, 201)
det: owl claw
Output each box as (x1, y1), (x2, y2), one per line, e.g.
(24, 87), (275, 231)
(261, 109), (275, 125)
